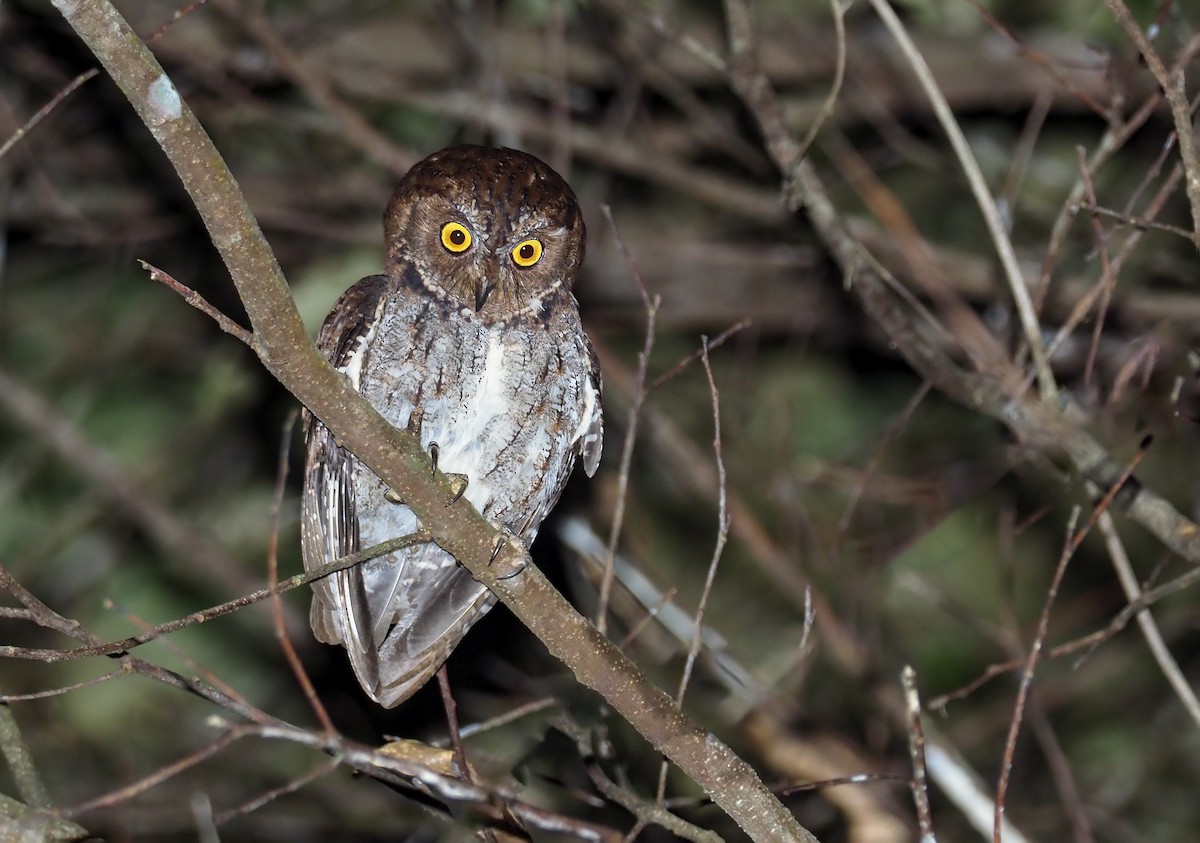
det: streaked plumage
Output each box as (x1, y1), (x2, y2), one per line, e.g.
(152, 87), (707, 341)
(301, 146), (602, 707)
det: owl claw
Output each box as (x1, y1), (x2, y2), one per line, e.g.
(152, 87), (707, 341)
(489, 529), (528, 580)
(445, 473), (469, 506)
(406, 408), (424, 436)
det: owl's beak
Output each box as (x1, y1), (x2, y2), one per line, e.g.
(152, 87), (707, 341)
(474, 279), (495, 311)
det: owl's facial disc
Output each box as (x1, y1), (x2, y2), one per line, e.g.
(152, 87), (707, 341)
(385, 146), (586, 320)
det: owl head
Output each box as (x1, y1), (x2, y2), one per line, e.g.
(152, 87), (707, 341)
(383, 145), (586, 323)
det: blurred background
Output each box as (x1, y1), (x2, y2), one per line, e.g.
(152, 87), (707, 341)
(2, 0), (1199, 840)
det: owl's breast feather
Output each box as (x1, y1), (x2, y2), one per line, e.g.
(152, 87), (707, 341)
(366, 307), (585, 532)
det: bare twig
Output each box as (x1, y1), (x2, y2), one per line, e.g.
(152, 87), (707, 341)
(923, 737), (1029, 843)
(146, 0), (213, 43)
(994, 442), (1144, 841)
(597, 205), (660, 636)
(658, 337), (732, 803)
(647, 319), (750, 393)
(866, 0), (1056, 400)
(435, 668), (471, 784)
(266, 411), (334, 733)
(457, 695), (558, 740)
(0, 535), (428, 664)
(62, 728), (245, 818)
(0, 667), (131, 702)
(0, 69), (98, 163)
(836, 380), (931, 543)
(994, 508), (1081, 842)
(792, 0), (848, 163)
(1074, 147), (1118, 388)
(1095, 504), (1200, 728)
(674, 338), (731, 710)
(1072, 202), (1195, 240)
(212, 757), (339, 825)
(139, 261), (253, 346)
(901, 667), (936, 842)
(1103, 0), (1200, 245)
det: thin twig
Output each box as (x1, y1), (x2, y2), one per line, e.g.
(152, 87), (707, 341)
(901, 667), (936, 842)
(266, 411), (334, 733)
(106, 599), (262, 720)
(994, 440), (1145, 842)
(0, 666), (131, 702)
(436, 667), (471, 783)
(1072, 202), (1195, 240)
(835, 380), (931, 544)
(597, 205), (660, 636)
(1103, 0), (1200, 244)
(792, 0), (848, 164)
(62, 727), (244, 818)
(658, 337), (731, 803)
(674, 337), (731, 708)
(457, 696), (558, 740)
(0, 534), (427, 663)
(1075, 147), (1118, 388)
(994, 508), (1080, 843)
(1095, 504), (1200, 728)
(139, 260), (254, 346)
(0, 686), (52, 809)
(647, 319), (750, 393)
(147, 0), (212, 42)
(212, 758), (339, 824)
(0, 69), (99, 163)
(618, 587), (678, 650)
(866, 0), (1056, 400)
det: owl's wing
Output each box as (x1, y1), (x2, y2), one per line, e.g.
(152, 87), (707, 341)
(369, 543), (496, 707)
(300, 274), (391, 682)
(577, 332), (604, 478)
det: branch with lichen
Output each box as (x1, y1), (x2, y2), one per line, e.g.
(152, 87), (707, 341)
(46, 0), (816, 839)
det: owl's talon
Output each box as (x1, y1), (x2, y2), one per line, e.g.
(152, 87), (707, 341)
(406, 408), (424, 436)
(489, 529), (528, 580)
(384, 489), (404, 504)
(429, 441), (440, 476)
(445, 473), (469, 506)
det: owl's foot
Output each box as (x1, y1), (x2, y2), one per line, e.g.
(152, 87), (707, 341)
(405, 408), (424, 436)
(424, 440), (467, 504)
(488, 528), (528, 580)
(445, 473), (469, 506)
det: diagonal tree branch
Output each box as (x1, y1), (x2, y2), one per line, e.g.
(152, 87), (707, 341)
(47, 1), (815, 838)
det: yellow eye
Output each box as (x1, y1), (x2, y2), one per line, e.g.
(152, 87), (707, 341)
(440, 222), (472, 253)
(511, 238), (543, 267)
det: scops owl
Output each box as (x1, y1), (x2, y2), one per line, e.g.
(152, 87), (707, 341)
(301, 145), (603, 708)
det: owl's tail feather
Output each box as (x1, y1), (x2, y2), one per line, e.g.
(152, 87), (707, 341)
(366, 589), (498, 708)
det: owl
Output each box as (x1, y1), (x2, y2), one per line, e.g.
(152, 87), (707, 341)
(301, 145), (603, 708)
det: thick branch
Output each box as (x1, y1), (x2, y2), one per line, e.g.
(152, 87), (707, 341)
(49, 1), (813, 838)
